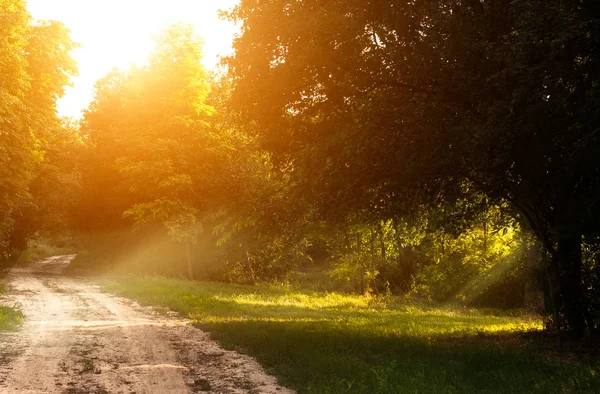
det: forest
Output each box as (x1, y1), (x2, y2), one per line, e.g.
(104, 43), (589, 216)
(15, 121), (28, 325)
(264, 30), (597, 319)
(1, 1), (599, 388)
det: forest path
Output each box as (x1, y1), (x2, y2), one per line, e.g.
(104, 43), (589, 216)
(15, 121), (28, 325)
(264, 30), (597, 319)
(0, 256), (293, 394)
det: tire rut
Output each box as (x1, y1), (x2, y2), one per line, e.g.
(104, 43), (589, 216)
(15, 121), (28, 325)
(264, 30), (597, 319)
(0, 256), (294, 394)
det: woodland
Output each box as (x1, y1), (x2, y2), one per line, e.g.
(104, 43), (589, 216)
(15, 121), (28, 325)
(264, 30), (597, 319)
(1, 0), (599, 345)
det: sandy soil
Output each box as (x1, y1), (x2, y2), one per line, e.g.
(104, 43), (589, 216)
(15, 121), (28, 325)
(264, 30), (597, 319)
(0, 256), (294, 394)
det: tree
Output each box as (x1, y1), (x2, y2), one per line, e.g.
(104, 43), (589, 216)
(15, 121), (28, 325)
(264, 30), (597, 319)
(225, 0), (600, 337)
(0, 1), (78, 254)
(12, 20), (80, 246)
(13, 120), (84, 246)
(0, 0), (32, 255)
(82, 24), (224, 278)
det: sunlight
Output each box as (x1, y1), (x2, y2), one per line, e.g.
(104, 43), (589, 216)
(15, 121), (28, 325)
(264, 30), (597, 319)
(2, 0), (598, 392)
(26, 0), (239, 118)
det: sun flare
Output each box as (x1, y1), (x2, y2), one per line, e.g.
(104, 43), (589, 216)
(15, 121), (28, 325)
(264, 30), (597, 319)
(26, 0), (239, 118)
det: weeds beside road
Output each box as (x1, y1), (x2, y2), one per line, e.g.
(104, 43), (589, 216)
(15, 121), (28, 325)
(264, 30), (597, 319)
(0, 282), (23, 331)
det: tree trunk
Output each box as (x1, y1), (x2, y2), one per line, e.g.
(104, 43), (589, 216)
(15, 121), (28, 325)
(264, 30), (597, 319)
(483, 218), (488, 256)
(393, 219), (403, 260)
(379, 222), (386, 259)
(369, 228), (380, 294)
(553, 232), (587, 339)
(185, 241), (193, 280)
(524, 239), (544, 314)
(393, 219), (411, 291)
(356, 233), (364, 294)
(370, 228), (375, 257)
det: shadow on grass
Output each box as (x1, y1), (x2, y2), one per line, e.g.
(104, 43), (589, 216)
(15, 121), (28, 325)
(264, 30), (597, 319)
(103, 277), (599, 393)
(149, 297), (597, 393)
(197, 319), (598, 394)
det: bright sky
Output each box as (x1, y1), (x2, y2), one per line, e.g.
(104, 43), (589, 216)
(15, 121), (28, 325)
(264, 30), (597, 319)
(26, 0), (239, 118)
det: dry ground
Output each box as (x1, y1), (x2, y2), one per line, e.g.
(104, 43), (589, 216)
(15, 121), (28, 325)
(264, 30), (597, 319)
(0, 256), (293, 394)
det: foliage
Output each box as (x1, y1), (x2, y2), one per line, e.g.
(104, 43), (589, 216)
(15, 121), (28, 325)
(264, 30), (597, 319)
(69, 14), (541, 313)
(0, 0), (79, 256)
(1, 0), (594, 348)
(224, 0), (600, 337)
(83, 24), (216, 240)
(0, 306), (23, 331)
(0, 0), (34, 256)
(10, 237), (74, 265)
(78, 26), (313, 281)
(0, 282), (23, 331)
(321, 199), (528, 308)
(11, 120), (84, 248)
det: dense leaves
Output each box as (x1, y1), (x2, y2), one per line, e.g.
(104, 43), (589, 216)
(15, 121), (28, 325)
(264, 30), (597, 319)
(0, 0), (80, 255)
(224, 0), (600, 336)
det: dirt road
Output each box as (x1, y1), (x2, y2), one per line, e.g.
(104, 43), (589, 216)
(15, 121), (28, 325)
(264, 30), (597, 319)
(0, 256), (294, 394)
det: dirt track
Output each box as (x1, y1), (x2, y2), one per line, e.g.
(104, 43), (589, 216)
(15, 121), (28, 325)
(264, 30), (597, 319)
(0, 256), (294, 394)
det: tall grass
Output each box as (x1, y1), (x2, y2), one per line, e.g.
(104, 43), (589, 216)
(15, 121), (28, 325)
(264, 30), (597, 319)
(11, 238), (74, 265)
(101, 276), (599, 393)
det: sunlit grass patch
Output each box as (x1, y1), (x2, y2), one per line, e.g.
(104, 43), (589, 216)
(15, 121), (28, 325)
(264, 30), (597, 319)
(101, 275), (599, 394)
(0, 306), (24, 331)
(0, 283), (23, 331)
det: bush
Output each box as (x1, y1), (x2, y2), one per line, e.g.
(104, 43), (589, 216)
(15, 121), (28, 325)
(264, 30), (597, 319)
(9, 237), (74, 264)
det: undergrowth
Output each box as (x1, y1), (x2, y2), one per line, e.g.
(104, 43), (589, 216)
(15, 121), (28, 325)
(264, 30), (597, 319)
(11, 238), (74, 265)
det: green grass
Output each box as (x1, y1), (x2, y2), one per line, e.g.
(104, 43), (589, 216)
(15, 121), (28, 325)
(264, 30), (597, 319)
(0, 282), (23, 331)
(11, 238), (74, 265)
(101, 276), (599, 393)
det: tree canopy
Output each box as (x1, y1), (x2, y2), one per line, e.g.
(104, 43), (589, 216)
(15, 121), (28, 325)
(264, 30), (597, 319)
(0, 0), (79, 253)
(224, 0), (600, 336)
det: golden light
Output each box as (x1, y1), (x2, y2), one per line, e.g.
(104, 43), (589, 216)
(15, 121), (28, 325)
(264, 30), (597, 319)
(26, 0), (239, 118)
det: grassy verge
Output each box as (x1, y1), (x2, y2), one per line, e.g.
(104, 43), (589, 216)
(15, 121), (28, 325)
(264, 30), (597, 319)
(0, 283), (23, 331)
(101, 276), (599, 393)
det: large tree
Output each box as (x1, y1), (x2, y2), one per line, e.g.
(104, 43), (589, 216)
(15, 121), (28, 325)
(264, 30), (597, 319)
(225, 0), (600, 337)
(82, 24), (229, 277)
(0, 0), (31, 254)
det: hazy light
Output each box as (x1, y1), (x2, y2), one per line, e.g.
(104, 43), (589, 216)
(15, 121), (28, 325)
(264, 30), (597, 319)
(26, 0), (239, 118)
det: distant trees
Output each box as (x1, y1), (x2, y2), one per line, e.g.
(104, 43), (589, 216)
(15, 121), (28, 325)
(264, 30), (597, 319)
(81, 25), (214, 277)
(79, 24), (282, 278)
(224, 0), (600, 337)
(12, 120), (84, 248)
(0, 0), (80, 255)
(76, 22), (317, 280)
